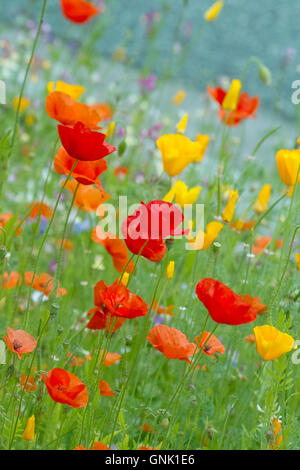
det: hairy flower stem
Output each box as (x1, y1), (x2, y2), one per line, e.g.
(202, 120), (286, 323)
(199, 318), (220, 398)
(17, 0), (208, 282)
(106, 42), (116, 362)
(108, 253), (169, 448)
(23, 160), (78, 329)
(8, 314), (50, 449)
(268, 225), (300, 323)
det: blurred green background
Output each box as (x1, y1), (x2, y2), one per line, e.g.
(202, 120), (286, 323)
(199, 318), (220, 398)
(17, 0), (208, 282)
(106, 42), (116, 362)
(1, 0), (300, 122)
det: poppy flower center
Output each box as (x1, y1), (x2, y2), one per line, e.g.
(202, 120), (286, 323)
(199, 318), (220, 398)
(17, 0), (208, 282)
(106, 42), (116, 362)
(13, 340), (22, 351)
(57, 385), (67, 393)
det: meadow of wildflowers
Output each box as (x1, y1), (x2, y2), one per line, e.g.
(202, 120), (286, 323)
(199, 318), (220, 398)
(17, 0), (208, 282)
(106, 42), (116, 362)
(0, 0), (300, 453)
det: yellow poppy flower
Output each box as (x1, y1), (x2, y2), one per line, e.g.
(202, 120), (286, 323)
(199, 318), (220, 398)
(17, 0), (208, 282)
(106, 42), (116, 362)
(222, 190), (239, 223)
(253, 184), (271, 214)
(176, 113), (188, 134)
(13, 96), (30, 113)
(157, 133), (209, 177)
(188, 221), (224, 250)
(222, 79), (242, 112)
(204, 1), (224, 22)
(276, 149), (300, 195)
(163, 180), (201, 207)
(253, 325), (295, 361)
(166, 261), (175, 279)
(172, 89), (186, 105)
(22, 415), (35, 441)
(47, 80), (85, 101)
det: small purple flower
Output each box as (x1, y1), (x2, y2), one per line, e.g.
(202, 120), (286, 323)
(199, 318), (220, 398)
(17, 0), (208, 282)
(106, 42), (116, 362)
(49, 260), (57, 273)
(135, 172), (145, 184)
(138, 75), (157, 94)
(116, 126), (126, 138)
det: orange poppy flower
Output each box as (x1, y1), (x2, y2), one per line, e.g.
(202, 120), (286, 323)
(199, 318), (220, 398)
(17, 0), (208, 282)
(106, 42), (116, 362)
(74, 445), (87, 450)
(152, 300), (174, 316)
(29, 202), (53, 219)
(60, 0), (100, 24)
(242, 295), (267, 315)
(57, 238), (73, 251)
(92, 442), (110, 450)
(138, 446), (157, 450)
(0, 213), (22, 236)
(141, 423), (156, 433)
(24, 272), (67, 297)
(86, 307), (126, 333)
(65, 180), (110, 213)
(99, 380), (115, 397)
(114, 166), (129, 181)
(91, 227), (134, 273)
(195, 332), (225, 359)
(0, 271), (22, 289)
(147, 325), (197, 363)
(54, 146), (107, 187)
(46, 91), (101, 130)
(41, 368), (88, 408)
(231, 219), (255, 232)
(4, 327), (37, 360)
(207, 86), (260, 126)
(91, 103), (113, 121)
(20, 374), (37, 392)
(100, 351), (122, 367)
(67, 352), (85, 367)
(245, 334), (255, 344)
(252, 236), (282, 255)
(93, 279), (148, 319)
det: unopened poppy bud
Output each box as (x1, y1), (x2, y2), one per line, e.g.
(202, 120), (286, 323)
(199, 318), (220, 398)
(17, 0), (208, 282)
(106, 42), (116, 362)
(50, 303), (59, 319)
(118, 139), (127, 156)
(222, 79), (242, 112)
(165, 238), (175, 250)
(161, 418), (169, 429)
(120, 272), (129, 286)
(176, 113), (188, 134)
(166, 261), (175, 279)
(23, 415), (35, 441)
(258, 63), (272, 85)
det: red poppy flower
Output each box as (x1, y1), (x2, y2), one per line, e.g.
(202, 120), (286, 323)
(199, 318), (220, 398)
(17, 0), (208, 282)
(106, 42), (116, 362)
(147, 325), (197, 362)
(24, 272), (67, 297)
(41, 368), (88, 408)
(0, 271), (22, 289)
(60, 0), (100, 24)
(121, 200), (188, 262)
(46, 91), (101, 130)
(195, 332), (225, 359)
(64, 180), (110, 212)
(58, 121), (116, 162)
(195, 278), (266, 325)
(86, 307), (126, 332)
(207, 86), (260, 126)
(54, 146), (107, 186)
(99, 380), (115, 397)
(93, 280), (148, 319)
(4, 328), (37, 360)
(91, 227), (134, 273)
(29, 202), (53, 219)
